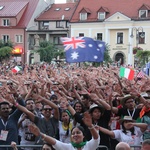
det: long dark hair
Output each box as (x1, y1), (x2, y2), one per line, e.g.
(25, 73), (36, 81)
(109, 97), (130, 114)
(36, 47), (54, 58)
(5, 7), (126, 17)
(62, 110), (71, 136)
(71, 126), (87, 142)
(73, 101), (85, 113)
(122, 121), (135, 135)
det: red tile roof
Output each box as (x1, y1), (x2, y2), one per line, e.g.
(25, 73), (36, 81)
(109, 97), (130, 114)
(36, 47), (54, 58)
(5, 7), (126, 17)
(0, 0), (39, 28)
(35, 3), (77, 21)
(0, 1), (28, 17)
(70, 0), (150, 22)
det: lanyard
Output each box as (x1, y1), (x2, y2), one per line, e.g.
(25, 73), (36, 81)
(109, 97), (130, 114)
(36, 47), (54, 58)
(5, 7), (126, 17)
(127, 108), (135, 118)
(0, 118), (8, 130)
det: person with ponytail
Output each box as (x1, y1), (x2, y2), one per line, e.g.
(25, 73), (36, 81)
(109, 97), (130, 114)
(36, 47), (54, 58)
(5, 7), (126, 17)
(59, 110), (73, 143)
(29, 111), (100, 150)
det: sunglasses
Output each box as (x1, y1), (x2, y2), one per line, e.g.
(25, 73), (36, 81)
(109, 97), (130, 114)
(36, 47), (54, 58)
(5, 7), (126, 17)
(43, 108), (52, 111)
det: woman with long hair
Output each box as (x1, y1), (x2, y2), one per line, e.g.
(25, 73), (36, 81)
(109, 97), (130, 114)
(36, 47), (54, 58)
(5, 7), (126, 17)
(59, 110), (73, 143)
(29, 112), (100, 150)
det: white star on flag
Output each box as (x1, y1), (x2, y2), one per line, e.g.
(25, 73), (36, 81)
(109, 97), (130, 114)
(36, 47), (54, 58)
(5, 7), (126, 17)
(71, 52), (79, 60)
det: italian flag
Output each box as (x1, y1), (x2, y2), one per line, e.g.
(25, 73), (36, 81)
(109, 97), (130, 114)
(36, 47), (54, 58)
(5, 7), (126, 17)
(12, 66), (21, 73)
(119, 67), (134, 80)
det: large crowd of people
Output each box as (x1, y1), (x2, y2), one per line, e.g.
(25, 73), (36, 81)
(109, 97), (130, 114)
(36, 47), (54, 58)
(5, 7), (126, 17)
(0, 60), (150, 150)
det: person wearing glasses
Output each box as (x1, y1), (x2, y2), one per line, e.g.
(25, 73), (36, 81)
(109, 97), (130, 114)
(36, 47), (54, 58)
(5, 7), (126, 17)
(12, 95), (59, 145)
(29, 111), (100, 150)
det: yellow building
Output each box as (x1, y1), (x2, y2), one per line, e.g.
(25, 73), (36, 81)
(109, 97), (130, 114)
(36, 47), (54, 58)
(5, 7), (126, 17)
(70, 0), (150, 66)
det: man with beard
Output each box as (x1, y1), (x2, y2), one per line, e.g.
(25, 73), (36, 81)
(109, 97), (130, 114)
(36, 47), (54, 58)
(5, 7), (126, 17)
(0, 100), (24, 150)
(18, 99), (40, 150)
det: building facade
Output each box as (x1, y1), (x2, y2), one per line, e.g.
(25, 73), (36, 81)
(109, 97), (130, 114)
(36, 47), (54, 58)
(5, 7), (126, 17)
(69, 0), (150, 66)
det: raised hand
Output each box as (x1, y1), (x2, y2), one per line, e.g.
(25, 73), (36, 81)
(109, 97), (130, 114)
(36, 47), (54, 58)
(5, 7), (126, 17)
(82, 111), (92, 127)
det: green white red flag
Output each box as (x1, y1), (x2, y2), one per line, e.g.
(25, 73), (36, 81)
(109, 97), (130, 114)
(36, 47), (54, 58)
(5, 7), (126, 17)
(119, 67), (134, 80)
(12, 66), (21, 73)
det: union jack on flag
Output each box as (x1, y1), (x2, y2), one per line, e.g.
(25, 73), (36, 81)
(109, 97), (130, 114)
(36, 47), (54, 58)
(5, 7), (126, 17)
(61, 37), (86, 51)
(61, 37), (105, 63)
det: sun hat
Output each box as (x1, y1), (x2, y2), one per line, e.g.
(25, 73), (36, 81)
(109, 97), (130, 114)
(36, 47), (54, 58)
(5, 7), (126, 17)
(140, 92), (150, 99)
(121, 94), (135, 106)
(89, 103), (104, 114)
(119, 116), (135, 124)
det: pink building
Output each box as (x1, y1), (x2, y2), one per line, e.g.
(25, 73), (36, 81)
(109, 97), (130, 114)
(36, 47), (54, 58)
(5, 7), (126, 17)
(0, 0), (52, 63)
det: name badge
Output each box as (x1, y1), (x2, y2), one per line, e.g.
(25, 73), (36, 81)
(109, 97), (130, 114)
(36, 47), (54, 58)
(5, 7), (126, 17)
(0, 130), (8, 141)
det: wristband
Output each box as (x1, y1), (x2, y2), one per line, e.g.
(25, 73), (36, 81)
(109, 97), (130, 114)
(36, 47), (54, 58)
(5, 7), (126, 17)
(42, 134), (46, 141)
(88, 125), (95, 130)
(15, 102), (18, 107)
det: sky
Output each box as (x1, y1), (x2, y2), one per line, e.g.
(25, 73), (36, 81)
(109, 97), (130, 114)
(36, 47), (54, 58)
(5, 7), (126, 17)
(55, 0), (66, 3)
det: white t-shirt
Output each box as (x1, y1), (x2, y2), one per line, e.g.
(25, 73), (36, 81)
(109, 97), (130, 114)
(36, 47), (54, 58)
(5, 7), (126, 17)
(53, 136), (100, 150)
(59, 121), (73, 143)
(18, 115), (36, 150)
(113, 126), (143, 146)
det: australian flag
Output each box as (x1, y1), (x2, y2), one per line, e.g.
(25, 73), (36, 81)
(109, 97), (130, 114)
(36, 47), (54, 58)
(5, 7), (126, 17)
(61, 37), (105, 63)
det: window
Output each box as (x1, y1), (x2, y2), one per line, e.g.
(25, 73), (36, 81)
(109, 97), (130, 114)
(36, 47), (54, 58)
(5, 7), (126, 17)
(79, 33), (84, 37)
(15, 35), (23, 43)
(3, 19), (10, 26)
(139, 10), (147, 18)
(66, 21), (69, 28)
(65, 7), (70, 11)
(0, 6), (4, 10)
(98, 12), (105, 20)
(138, 32), (145, 44)
(56, 21), (63, 28)
(55, 8), (60, 11)
(117, 32), (123, 44)
(97, 33), (103, 40)
(80, 13), (87, 20)
(43, 21), (49, 29)
(2, 35), (9, 43)
(53, 37), (61, 44)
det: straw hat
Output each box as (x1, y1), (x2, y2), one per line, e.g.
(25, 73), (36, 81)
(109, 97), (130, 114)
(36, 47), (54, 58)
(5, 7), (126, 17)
(121, 94), (135, 106)
(119, 116), (135, 124)
(89, 103), (104, 114)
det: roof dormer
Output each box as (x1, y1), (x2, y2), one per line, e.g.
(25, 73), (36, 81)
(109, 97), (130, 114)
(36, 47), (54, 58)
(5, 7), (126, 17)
(138, 4), (150, 18)
(79, 7), (91, 21)
(97, 7), (109, 20)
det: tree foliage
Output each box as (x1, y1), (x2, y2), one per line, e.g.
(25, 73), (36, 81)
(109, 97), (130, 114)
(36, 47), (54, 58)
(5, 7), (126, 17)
(0, 40), (13, 62)
(35, 41), (64, 63)
(135, 50), (150, 67)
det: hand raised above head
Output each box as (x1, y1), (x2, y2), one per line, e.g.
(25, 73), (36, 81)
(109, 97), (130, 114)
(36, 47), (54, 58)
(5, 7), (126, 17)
(82, 111), (92, 127)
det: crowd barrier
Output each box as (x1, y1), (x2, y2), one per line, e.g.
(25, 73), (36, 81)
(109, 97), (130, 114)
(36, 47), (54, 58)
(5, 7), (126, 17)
(0, 145), (42, 150)
(0, 145), (109, 150)
(0, 145), (142, 150)
(96, 145), (108, 150)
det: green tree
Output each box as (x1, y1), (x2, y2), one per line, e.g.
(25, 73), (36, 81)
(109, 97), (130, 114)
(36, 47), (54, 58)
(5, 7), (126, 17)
(92, 43), (112, 67)
(135, 50), (150, 67)
(35, 41), (64, 63)
(0, 40), (13, 62)
(104, 43), (112, 64)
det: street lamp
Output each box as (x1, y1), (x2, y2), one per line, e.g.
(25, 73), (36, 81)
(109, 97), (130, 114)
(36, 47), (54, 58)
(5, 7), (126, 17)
(130, 27), (145, 47)
(130, 27), (144, 67)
